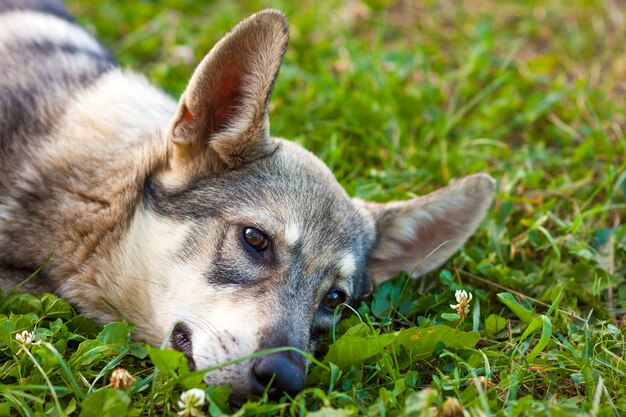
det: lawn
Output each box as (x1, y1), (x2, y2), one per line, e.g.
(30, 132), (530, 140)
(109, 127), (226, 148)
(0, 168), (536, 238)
(1, 0), (625, 416)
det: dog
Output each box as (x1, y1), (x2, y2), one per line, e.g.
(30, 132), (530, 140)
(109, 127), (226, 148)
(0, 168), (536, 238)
(0, 0), (495, 402)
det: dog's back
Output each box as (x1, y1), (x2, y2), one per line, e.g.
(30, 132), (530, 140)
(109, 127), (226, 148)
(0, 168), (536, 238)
(0, 0), (115, 286)
(0, 0), (174, 289)
(0, 0), (117, 156)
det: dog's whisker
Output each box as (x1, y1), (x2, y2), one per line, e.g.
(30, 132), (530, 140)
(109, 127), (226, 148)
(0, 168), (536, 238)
(112, 274), (168, 289)
(182, 316), (229, 349)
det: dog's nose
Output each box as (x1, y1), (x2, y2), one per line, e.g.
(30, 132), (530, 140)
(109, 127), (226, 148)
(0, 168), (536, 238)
(251, 353), (306, 398)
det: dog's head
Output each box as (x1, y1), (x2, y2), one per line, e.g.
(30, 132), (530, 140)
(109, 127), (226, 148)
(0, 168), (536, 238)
(121, 10), (494, 402)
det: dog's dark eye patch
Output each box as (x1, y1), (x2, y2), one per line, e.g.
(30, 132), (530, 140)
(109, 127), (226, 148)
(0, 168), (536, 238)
(170, 322), (196, 371)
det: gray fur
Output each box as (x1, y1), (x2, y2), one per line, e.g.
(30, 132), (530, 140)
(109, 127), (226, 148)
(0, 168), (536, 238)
(0, 0), (74, 21)
(0, 2), (116, 150)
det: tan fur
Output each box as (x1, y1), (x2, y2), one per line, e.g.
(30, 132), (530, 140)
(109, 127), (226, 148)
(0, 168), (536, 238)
(0, 70), (173, 297)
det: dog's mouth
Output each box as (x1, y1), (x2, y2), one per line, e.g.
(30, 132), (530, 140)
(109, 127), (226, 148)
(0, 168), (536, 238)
(170, 322), (196, 371)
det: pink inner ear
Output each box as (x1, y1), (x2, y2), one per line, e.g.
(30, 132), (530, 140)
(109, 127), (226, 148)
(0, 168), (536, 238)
(210, 62), (243, 134)
(182, 106), (194, 122)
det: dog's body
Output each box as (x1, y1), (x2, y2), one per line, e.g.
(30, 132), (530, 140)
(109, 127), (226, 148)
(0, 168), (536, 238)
(0, 0), (495, 401)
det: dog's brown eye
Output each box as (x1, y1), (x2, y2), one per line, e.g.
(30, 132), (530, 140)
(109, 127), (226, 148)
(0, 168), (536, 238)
(243, 227), (268, 252)
(323, 289), (346, 310)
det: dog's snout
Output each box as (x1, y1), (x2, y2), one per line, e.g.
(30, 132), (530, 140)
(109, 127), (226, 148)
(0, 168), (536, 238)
(251, 353), (306, 399)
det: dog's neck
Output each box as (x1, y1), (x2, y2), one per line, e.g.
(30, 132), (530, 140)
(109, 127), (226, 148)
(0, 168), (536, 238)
(51, 70), (176, 321)
(0, 70), (174, 314)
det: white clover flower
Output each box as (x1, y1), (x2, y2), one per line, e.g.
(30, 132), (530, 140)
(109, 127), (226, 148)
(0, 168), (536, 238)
(450, 289), (473, 309)
(177, 388), (206, 417)
(15, 330), (41, 354)
(450, 289), (473, 319)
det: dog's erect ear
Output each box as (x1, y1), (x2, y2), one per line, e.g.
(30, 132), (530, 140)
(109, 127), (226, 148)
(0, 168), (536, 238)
(357, 174), (495, 285)
(167, 9), (288, 174)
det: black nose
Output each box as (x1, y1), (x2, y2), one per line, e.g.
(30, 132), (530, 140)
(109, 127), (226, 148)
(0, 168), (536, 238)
(252, 353), (306, 399)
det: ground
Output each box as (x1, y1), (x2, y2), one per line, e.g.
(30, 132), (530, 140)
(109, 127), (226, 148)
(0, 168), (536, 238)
(1, 0), (625, 416)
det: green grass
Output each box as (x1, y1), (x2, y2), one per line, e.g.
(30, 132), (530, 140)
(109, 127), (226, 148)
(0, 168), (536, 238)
(2, 0), (626, 415)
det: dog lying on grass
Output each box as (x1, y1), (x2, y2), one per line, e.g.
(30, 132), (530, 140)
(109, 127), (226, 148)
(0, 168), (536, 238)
(0, 0), (495, 401)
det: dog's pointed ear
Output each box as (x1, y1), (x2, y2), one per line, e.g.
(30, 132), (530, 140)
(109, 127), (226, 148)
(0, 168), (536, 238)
(167, 9), (288, 174)
(357, 174), (495, 285)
